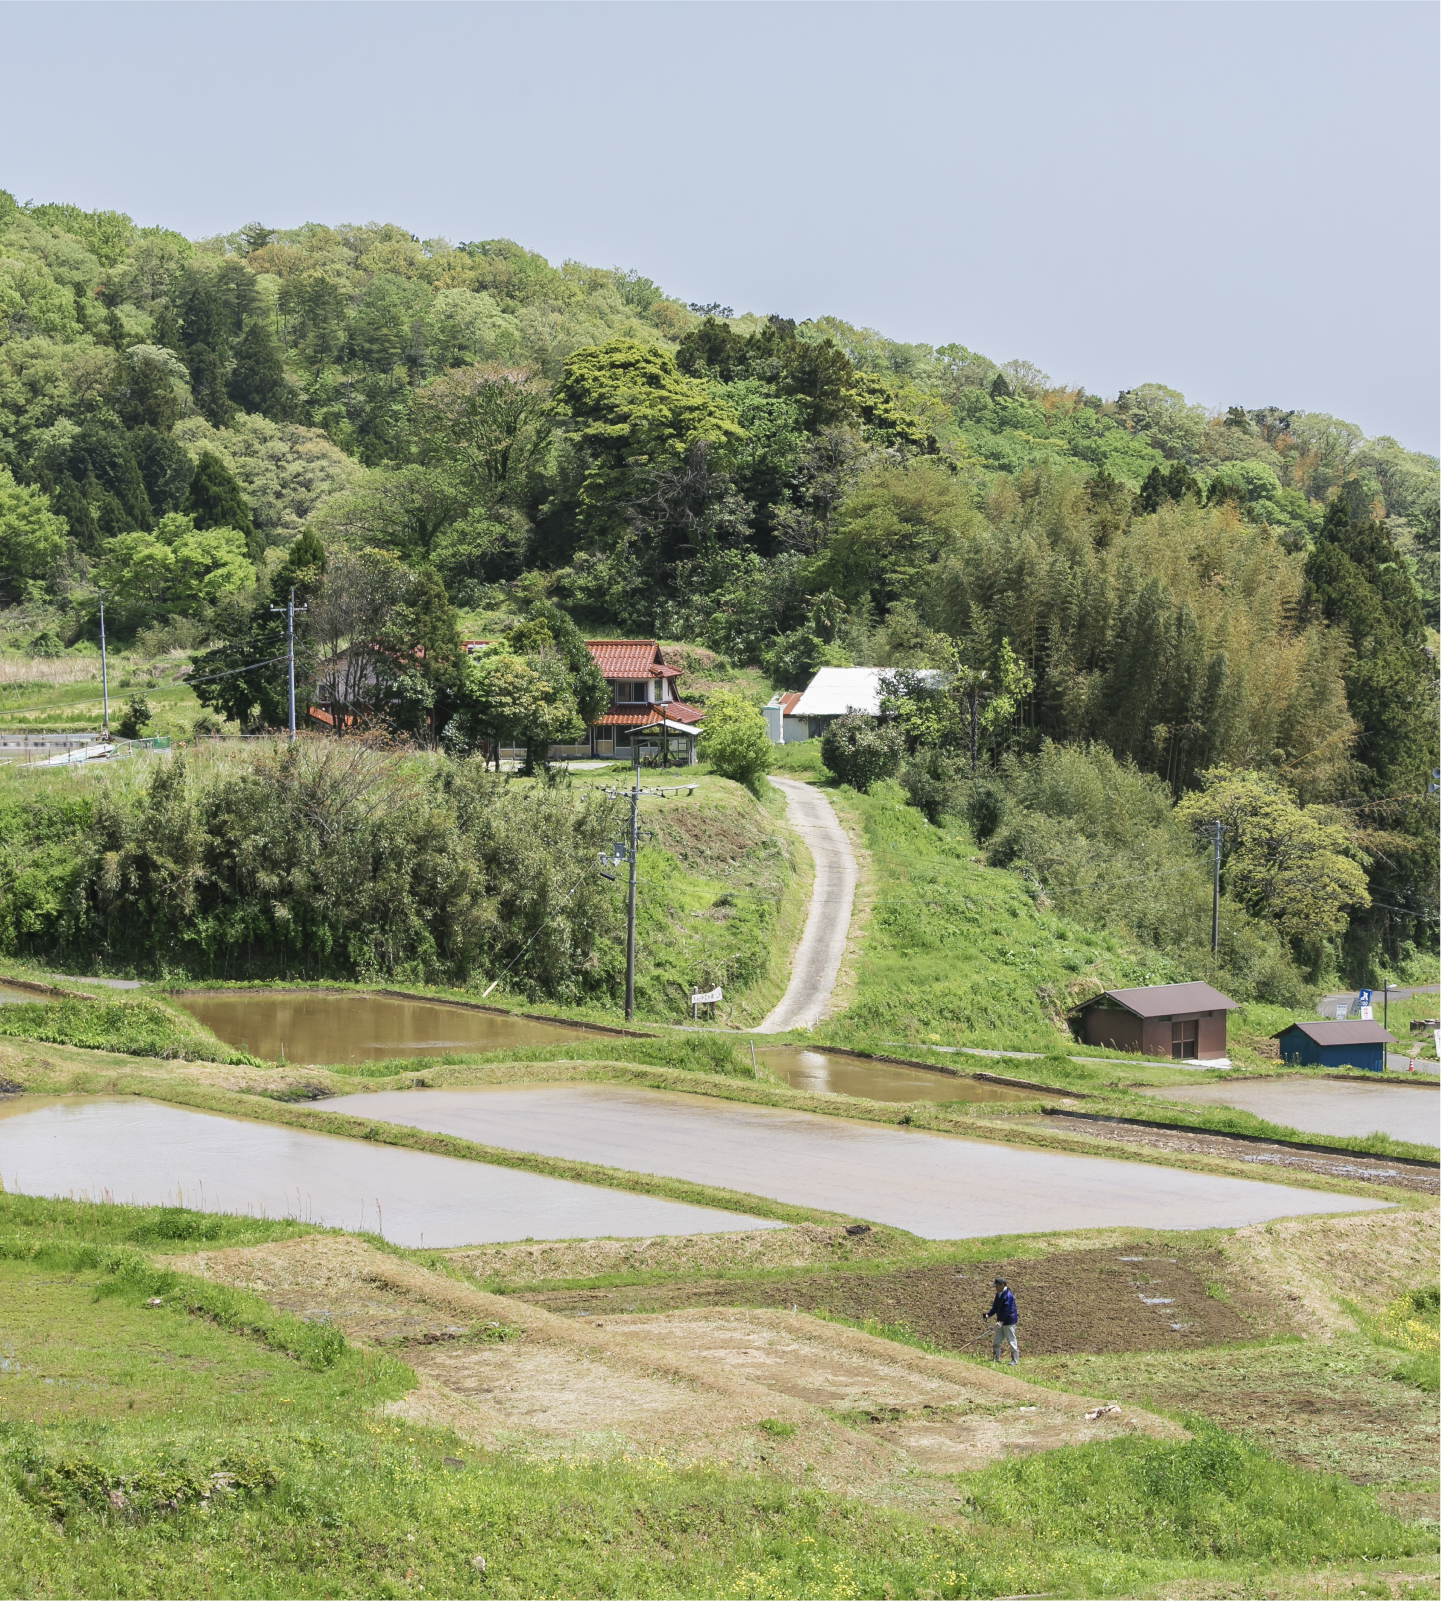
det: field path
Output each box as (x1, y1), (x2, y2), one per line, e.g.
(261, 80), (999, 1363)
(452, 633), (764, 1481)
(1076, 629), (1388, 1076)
(754, 777), (856, 1033)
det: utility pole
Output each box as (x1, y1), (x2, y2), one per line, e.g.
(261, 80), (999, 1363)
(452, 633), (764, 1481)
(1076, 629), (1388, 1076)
(269, 587), (307, 741)
(98, 590), (110, 738)
(624, 756), (640, 1020)
(1211, 819), (1222, 955)
(598, 740), (698, 1023)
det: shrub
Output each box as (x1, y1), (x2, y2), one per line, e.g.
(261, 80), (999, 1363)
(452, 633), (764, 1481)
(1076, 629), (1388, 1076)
(900, 747), (965, 824)
(116, 695), (151, 739)
(820, 713), (904, 792)
(696, 690), (771, 794)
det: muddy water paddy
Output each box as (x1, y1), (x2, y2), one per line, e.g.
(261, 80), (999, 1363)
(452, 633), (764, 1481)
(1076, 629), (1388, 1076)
(0, 1095), (779, 1246)
(170, 990), (601, 1064)
(754, 1047), (1031, 1105)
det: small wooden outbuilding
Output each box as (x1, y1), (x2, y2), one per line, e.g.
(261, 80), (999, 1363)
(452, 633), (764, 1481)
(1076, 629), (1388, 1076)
(1274, 1019), (1394, 1074)
(1070, 981), (1238, 1061)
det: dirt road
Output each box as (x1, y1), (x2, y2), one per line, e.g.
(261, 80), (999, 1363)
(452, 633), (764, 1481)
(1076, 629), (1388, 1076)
(754, 777), (856, 1033)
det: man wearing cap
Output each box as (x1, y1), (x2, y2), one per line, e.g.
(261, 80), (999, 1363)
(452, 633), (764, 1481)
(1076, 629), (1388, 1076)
(984, 1276), (1019, 1364)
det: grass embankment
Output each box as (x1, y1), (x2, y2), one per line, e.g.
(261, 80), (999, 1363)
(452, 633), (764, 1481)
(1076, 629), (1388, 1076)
(0, 656), (202, 737)
(0, 995), (260, 1066)
(0, 1191), (1432, 1600)
(627, 771), (811, 1026)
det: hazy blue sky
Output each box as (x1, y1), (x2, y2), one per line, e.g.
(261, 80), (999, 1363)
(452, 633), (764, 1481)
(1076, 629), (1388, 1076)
(2, 2), (1437, 450)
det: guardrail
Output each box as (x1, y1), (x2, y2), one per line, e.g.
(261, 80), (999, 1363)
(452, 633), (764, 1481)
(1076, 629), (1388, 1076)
(14, 734), (171, 769)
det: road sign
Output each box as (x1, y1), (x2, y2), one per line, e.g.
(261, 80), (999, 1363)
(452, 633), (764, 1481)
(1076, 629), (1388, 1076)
(691, 986), (723, 1005)
(1359, 1006), (1373, 1020)
(1358, 988), (1372, 1004)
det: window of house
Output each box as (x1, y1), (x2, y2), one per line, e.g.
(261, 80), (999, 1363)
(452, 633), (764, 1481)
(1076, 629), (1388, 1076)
(614, 680), (647, 703)
(1171, 1018), (1198, 1059)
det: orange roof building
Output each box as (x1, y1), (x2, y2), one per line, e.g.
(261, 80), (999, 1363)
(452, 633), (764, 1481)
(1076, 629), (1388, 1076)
(461, 638), (704, 760)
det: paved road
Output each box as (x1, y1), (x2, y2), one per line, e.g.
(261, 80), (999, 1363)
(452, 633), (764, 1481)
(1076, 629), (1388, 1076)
(0, 1096), (780, 1247)
(1316, 984), (1438, 1017)
(1136, 1079), (1439, 1147)
(754, 778), (856, 1033)
(332, 1084), (1391, 1238)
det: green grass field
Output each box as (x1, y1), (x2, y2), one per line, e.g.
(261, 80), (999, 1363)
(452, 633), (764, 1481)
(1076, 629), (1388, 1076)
(1, 1193), (1433, 1600)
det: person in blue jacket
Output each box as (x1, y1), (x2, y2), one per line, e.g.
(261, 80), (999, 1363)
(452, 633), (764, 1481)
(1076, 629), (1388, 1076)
(984, 1276), (1019, 1363)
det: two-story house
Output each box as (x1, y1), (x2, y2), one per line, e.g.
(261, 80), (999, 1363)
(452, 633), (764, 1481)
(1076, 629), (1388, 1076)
(462, 638), (704, 761)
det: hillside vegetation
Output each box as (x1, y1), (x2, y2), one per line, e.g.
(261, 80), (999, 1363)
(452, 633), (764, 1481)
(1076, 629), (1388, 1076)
(0, 191), (1434, 995)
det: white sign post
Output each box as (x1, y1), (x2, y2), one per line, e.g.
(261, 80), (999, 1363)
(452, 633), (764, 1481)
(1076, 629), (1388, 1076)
(691, 986), (723, 1019)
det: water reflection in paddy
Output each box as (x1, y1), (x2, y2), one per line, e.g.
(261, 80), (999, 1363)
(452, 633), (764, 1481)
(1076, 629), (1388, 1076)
(755, 1048), (1031, 1105)
(0, 1095), (779, 1246)
(171, 990), (598, 1064)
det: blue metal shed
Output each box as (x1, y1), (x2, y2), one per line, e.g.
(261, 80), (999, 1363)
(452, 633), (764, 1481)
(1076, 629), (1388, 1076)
(1274, 1019), (1395, 1073)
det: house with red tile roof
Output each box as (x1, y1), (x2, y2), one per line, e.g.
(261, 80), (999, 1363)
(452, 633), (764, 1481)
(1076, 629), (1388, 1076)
(462, 638), (704, 761)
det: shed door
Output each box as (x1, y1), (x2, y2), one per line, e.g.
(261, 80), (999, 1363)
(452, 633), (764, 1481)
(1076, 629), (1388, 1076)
(1171, 1018), (1198, 1059)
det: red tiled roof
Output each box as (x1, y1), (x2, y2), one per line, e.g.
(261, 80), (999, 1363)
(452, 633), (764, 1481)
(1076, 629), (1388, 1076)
(462, 638), (679, 680)
(595, 702), (704, 728)
(585, 640), (667, 677)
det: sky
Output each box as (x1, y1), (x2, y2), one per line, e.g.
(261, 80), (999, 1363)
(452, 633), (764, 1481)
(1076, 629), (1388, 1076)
(2, 1), (1437, 453)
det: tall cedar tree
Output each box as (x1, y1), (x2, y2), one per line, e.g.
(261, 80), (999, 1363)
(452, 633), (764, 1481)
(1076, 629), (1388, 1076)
(400, 565), (464, 732)
(228, 318), (294, 420)
(1304, 497), (1433, 791)
(184, 451), (260, 560)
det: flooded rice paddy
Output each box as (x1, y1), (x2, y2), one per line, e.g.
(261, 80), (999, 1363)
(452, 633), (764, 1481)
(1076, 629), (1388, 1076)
(329, 1083), (1392, 1239)
(170, 991), (1030, 1106)
(1136, 1078), (1440, 1147)
(170, 990), (598, 1064)
(754, 1047), (1030, 1104)
(0, 1095), (781, 1246)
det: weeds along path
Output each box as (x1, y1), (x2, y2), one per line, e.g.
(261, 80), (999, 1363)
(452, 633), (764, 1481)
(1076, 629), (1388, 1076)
(754, 778), (857, 1033)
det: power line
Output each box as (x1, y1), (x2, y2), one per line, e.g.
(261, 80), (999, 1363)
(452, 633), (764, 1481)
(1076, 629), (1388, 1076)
(184, 654), (289, 686)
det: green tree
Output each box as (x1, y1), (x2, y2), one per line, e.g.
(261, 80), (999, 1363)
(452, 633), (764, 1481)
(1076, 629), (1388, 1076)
(109, 344), (187, 432)
(185, 343), (235, 428)
(227, 318), (294, 420)
(0, 468), (67, 594)
(696, 690), (771, 795)
(820, 713), (905, 793)
(450, 646), (582, 772)
(190, 531), (325, 733)
(1176, 767), (1370, 946)
(524, 599), (609, 726)
(387, 564), (464, 735)
(819, 459), (975, 613)
(97, 513), (252, 621)
(116, 695), (151, 740)
(184, 451), (259, 560)
(957, 640), (1035, 775)
(412, 363), (553, 500)
(554, 339), (742, 540)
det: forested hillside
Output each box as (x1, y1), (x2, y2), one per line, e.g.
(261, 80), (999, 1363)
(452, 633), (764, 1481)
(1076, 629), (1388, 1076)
(0, 192), (1435, 990)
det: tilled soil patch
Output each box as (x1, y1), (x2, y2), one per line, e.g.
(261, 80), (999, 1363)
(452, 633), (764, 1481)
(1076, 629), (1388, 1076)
(512, 1246), (1279, 1356)
(170, 1234), (1179, 1510)
(1032, 1113), (1439, 1194)
(1028, 1340), (1441, 1495)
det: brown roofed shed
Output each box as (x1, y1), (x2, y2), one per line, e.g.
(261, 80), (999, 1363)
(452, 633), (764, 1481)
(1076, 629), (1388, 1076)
(1071, 981), (1238, 1061)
